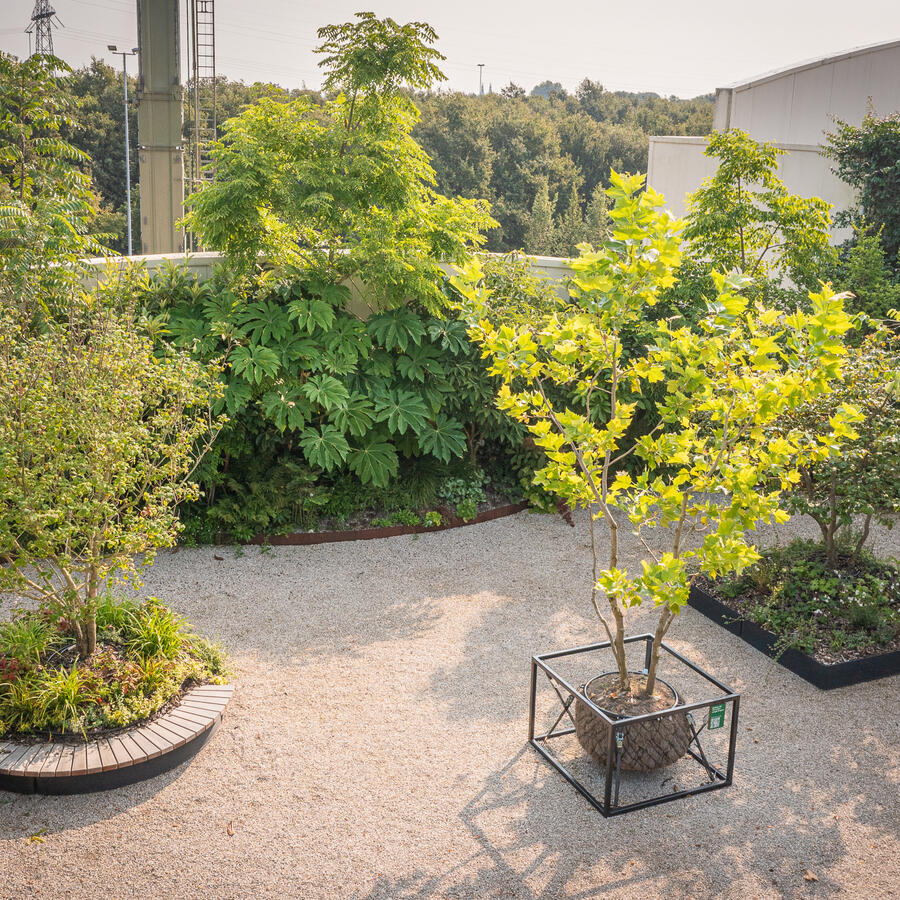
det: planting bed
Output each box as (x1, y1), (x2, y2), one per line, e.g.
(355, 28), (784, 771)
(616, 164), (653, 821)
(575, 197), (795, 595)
(0, 683), (232, 795)
(688, 582), (900, 689)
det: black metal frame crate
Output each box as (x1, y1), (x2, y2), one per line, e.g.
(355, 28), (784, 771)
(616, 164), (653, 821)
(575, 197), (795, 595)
(528, 634), (740, 817)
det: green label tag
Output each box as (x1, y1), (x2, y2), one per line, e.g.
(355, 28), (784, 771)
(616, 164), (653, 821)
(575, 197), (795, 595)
(708, 702), (727, 730)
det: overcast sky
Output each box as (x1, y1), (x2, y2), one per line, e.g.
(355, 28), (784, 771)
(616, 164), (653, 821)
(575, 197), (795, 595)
(1, 0), (898, 98)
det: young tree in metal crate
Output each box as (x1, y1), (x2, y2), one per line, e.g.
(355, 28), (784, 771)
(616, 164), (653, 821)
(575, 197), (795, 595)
(453, 171), (859, 699)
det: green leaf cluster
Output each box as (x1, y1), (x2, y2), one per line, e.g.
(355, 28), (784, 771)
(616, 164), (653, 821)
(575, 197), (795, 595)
(453, 170), (856, 695)
(182, 15), (495, 315)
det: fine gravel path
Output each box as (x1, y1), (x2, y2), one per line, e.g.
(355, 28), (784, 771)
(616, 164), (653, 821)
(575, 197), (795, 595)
(1, 511), (898, 900)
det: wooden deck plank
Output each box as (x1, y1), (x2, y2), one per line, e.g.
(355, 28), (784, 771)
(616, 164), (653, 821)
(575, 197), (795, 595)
(96, 739), (118, 772)
(34, 744), (65, 777)
(55, 744), (76, 777)
(117, 733), (145, 764)
(22, 744), (63, 777)
(171, 707), (217, 727)
(129, 729), (165, 759)
(106, 737), (134, 768)
(0, 742), (37, 774)
(154, 717), (195, 742)
(84, 742), (105, 775)
(180, 695), (227, 709)
(167, 709), (212, 730)
(6, 744), (44, 774)
(70, 744), (89, 776)
(143, 721), (182, 751)
(190, 684), (233, 695)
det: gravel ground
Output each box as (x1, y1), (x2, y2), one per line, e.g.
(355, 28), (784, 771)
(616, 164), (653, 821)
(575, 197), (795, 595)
(1, 510), (898, 900)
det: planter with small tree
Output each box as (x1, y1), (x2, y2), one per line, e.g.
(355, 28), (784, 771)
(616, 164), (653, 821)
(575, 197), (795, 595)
(0, 305), (227, 793)
(453, 172), (857, 814)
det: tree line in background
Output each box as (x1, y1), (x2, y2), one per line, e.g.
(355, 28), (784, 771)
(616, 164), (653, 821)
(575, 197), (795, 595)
(60, 58), (713, 255)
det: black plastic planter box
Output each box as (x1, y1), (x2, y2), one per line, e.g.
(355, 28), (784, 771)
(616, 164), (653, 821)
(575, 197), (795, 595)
(688, 582), (900, 690)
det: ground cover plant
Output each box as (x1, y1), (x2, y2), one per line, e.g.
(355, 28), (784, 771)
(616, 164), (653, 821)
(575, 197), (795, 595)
(454, 171), (858, 700)
(704, 540), (900, 661)
(0, 596), (227, 738)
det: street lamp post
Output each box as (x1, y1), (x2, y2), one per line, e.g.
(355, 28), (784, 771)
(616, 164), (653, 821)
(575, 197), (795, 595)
(108, 45), (139, 256)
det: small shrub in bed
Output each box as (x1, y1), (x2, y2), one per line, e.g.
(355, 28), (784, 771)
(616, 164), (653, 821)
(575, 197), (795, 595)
(0, 597), (228, 738)
(708, 540), (900, 660)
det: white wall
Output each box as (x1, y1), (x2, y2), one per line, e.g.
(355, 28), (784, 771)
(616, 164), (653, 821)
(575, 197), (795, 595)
(84, 251), (577, 299)
(647, 136), (856, 240)
(718, 40), (900, 145)
(650, 40), (900, 241)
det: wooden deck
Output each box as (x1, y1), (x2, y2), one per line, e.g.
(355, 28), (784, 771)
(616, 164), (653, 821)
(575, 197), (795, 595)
(0, 684), (232, 780)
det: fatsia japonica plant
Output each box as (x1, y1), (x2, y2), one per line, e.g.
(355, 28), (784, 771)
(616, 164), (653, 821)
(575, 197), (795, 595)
(452, 172), (859, 698)
(0, 303), (222, 658)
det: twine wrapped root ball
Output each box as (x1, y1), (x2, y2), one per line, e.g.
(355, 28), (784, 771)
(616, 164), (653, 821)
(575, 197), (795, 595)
(574, 673), (692, 772)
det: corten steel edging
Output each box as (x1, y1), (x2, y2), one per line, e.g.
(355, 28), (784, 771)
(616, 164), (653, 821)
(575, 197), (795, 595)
(688, 583), (900, 689)
(248, 501), (529, 546)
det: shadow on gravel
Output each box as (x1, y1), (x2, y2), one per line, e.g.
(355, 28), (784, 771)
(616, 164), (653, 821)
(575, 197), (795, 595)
(0, 759), (189, 839)
(348, 729), (897, 900)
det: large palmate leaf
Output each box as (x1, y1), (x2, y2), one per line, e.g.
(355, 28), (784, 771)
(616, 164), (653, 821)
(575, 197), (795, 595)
(347, 437), (399, 486)
(241, 300), (292, 344)
(288, 297), (337, 334)
(260, 383), (310, 431)
(416, 413), (467, 463)
(329, 392), (376, 437)
(427, 318), (470, 355)
(396, 342), (446, 383)
(218, 379), (253, 416)
(299, 425), (350, 472)
(366, 308), (427, 352)
(229, 344), (281, 384)
(301, 374), (350, 411)
(372, 387), (429, 435)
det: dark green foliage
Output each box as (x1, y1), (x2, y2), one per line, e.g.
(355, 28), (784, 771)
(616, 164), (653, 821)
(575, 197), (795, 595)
(0, 52), (109, 318)
(415, 81), (712, 253)
(781, 327), (900, 565)
(62, 59), (139, 254)
(714, 540), (900, 657)
(116, 251), (551, 542)
(826, 111), (900, 272)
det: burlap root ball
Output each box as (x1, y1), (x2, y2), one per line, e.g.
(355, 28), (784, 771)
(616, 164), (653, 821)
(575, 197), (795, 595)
(574, 674), (692, 772)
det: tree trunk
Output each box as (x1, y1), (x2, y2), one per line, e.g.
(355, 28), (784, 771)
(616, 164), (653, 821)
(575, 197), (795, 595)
(643, 608), (673, 697)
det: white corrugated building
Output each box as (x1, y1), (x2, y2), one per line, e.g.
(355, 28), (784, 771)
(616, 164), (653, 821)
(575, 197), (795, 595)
(647, 39), (900, 238)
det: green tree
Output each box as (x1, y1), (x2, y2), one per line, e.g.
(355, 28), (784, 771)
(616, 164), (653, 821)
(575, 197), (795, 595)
(584, 183), (611, 245)
(826, 110), (900, 272)
(524, 176), (555, 255)
(553, 181), (586, 256)
(0, 305), (222, 657)
(184, 13), (493, 312)
(453, 172), (857, 695)
(0, 52), (107, 318)
(64, 58), (139, 253)
(840, 227), (900, 322)
(782, 327), (900, 564)
(685, 129), (834, 290)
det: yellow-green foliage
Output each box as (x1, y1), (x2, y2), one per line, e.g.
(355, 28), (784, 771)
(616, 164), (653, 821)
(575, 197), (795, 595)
(453, 171), (858, 691)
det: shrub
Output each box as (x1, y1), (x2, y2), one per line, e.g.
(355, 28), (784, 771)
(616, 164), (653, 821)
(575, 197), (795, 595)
(0, 307), (223, 657)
